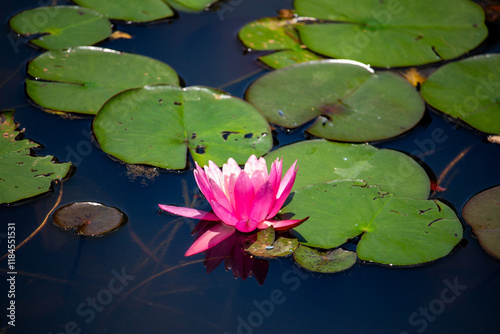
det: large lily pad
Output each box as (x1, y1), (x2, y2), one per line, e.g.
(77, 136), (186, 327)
(462, 186), (500, 260)
(26, 47), (179, 114)
(265, 139), (430, 199)
(246, 60), (425, 142)
(294, 0), (488, 67)
(73, 0), (174, 22)
(283, 180), (462, 266)
(92, 84), (272, 169)
(8, 6), (112, 50)
(238, 17), (323, 69)
(421, 54), (500, 134)
(293, 245), (357, 273)
(53, 201), (126, 236)
(0, 110), (71, 204)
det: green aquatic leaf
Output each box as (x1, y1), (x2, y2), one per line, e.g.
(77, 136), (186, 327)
(165, 0), (217, 12)
(462, 186), (500, 260)
(246, 60), (425, 142)
(246, 227), (298, 258)
(421, 54), (500, 134)
(283, 180), (462, 266)
(293, 245), (357, 273)
(26, 47), (179, 115)
(53, 201), (126, 237)
(238, 17), (323, 69)
(265, 139), (430, 199)
(0, 110), (71, 204)
(294, 0), (487, 67)
(93, 84), (272, 169)
(73, 0), (174, 22)
(8, 6), (111, 50)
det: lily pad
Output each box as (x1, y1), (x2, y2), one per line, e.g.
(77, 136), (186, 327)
(283, 180), (463, 266)
(0, 110), (71, 204)
(53, 201), (126, 236)
(421, 54), (500, 134)
(246, 60), (425, 142)
(246, 227), (298, 258)
(294, 0), (488, 67)
(73, 0), (174, 22)
(166, 0), (217, 12)
(293, 245), (357, 273)
(26, 47), (179, 114)
(265, 139), (430, 199)
(92, 84), (272, 169)
(238, 17), (323, 69)
(462, 186), (500, 260)
(8, 6), (112, 50)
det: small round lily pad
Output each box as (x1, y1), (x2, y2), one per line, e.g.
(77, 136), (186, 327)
(53, 202), (126, 237)
(293, 244), (357, 273)
(245, 227), (298, 258)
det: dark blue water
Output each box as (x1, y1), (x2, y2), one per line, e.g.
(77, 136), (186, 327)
(1, 1), (500, 333)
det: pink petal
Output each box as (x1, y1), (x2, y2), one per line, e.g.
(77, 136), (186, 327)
(194, 163), (214, 202)
(267, 161), (298, 218)
(244, 155), (268, 177)
(236, 218), (259, 233)
(268, 158), (281, 198)
(158, 204), (220, 221)
(185, 223), (235, 256)
(250, 170), (267, 194)
(249, 180), (274, 222)
(234, 171), (255, 219)
(208, 178), (232, 212)
(210, 200), (239, 226)
(265, 216), (309, 231)
(205, 160), (223, 188)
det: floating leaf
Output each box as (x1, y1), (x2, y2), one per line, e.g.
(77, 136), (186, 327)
(165, 0), (217, 12)
(53, 201), (126, 236)
(462, 186), (500, 260)
(246, 60), (425, 142)
(73, 0), (174, 22)
(246, 227), (298, 258)
(0, 110), (71, 204)
(26, 47), (179, 114)
(283, 180), (463, 266)
(238, 17), (323, 69)
(265, 139), (430, 199)
(293, 244), (357, 273)
(8, 6), (112, 50)
(421, 54), (500, 134)
(93, 84), (272, 169)
(294, 0), (488, 67)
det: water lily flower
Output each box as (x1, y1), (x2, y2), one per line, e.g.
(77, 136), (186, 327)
(159, 155), (308, 256)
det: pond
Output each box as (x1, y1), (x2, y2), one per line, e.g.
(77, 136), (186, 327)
(1, 0), (500, 333)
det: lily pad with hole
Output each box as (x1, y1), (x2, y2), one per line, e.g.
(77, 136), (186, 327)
(0, 110), (71, 204)
(26, 47), (179, 115)
(53, 201), (126, 236)
(265, 139), (430, 199)
(238, 17), (323, 69)
(294, 0), (488, 67)
(421, 54), (500, 134)
(282, 180), (462, 266)
(246, 60), (425, 142)
(462, 186), (500, 260)
(8, 6), (112, 50)
(246, 227), (298, 258)
(92, 84), (272, 169)
(293, 244), (357, 273)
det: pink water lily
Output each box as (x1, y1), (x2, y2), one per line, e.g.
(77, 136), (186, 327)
(159, 155), (308, 256)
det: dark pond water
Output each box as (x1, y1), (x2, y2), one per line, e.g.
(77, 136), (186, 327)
(1, 1), (500, 333)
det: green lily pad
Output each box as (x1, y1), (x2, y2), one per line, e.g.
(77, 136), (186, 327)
(265, 139), (430, 199)
(246, 227), (298, 258)
(293, 244), (357, 273)
(0, 110), (71, 204)
(92, 84), (272, 169)
(166, 0), (217, 12)
(283, 180), (463, 266)
(53, 201), (126, 237)
(246, 60), (425, 142)
(294, 0), (488, 67)
(421, 54), (500, 134)
(462, 186), (500, 260)
(26, 47), (179, 115)
(238, 17), (323, 69)
(8, 6), (112, 50)
(73, 0), (174, 22)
